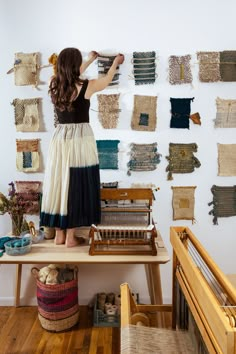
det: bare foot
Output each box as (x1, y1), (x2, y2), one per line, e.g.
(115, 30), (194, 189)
(54, 229), (66, 245)
(66, 228), (79, 247)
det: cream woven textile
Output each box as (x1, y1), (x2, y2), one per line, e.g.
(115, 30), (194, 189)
(218, 143), (236, 176)
(214, 98), (236, 128)
(97, 94), (120, 129)
(12, 98), (41, 132)
(131, 95), (157, 131)
(16, 139), (40, 172)
(197, 51), (221, 82)
(14, 52), (39, 86)
(121, 325), (194, 354)
(169, 55), (192, 85)
(172, 186), (196, 221)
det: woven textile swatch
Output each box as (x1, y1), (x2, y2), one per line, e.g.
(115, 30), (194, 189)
(208, 185), (236, 224)
(16, 139), (40, 172)
(220, 50), (236, 82)
(97, 55), (120, 86)
(132, 51), (156, 85)
(127, 143), (161, 175)
(12, 98), (41, 132)
(170, 97), (194, 129)
(97, 94), (120, 129)
(217, 143), (236, 176)
(13, 52), (39, 86)
(166, 143), (201, 180)
(214, 98), (236, 128)
(15, 181), (42, 214)
(172, 186), (196, 221)
(96, 140), (120, 169)
(197, 51), (221, 82)
(131, 95), (157, 131)
(169, 55), (192, 85)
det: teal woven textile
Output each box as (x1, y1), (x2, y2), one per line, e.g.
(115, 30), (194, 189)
(96, 140), (120, 170)
(208, 185), (236, 225)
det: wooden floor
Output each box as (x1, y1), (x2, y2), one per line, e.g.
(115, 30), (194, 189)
(0, 306), (120, 354)
(0, 306), (172, 354)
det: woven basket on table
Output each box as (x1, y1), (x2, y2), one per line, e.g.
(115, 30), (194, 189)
(32, 266), (79, 332)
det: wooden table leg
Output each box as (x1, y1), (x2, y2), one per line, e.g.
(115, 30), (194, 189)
(15, 264), (22, 307)
(145, 263), (164, 326)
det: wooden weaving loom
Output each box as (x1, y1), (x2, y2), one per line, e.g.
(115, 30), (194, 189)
(89, 188), (158, 256)
(121, 226), (236, 353)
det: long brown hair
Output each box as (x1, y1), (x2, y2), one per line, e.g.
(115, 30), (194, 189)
(49, 48), (84, 111)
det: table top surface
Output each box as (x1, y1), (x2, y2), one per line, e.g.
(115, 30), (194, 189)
(0, 233), (170, 265)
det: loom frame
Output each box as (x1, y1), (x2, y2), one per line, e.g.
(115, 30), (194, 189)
(120, 226), (236, 353)
(89, 188), (158, 256)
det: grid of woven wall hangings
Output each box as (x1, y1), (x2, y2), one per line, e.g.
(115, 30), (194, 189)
(6, 49), (236, 224)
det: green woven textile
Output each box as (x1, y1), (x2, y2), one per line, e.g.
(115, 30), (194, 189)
(96, 140), (120, 170)
(127, 142), (161, 175)
(166, 143), (201, 180)
(220, 50), (236, 82)
(208, 185), (236, 225)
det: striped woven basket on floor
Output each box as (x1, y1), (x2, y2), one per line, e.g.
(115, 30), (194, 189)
(33, 267), (79, 332)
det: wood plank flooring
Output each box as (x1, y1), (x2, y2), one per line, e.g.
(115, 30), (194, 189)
(0, 306), (120, 354)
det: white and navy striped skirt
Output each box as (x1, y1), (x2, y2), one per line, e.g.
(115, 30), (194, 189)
(40, 123), (101, 229)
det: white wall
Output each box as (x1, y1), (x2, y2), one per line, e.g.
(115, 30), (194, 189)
(0, 0), (236, 305)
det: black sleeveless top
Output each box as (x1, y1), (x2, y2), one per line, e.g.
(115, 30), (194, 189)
(56, 80), (90, 124)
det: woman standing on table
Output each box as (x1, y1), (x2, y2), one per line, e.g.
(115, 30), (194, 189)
(40, 48), (124, 247)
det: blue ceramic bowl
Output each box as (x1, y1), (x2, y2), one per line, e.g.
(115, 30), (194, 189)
(5, 236), (32, 256)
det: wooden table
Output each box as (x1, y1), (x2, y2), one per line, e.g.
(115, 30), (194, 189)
(0, 233), (169, 308)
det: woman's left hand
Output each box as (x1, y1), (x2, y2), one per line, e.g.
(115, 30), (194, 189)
(88, 51), (98, 60)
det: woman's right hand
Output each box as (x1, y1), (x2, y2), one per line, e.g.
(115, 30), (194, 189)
(115, 53), (125, 65)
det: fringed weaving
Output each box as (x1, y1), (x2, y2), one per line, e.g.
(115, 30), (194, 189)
(166, 143), (201, 180)
(170, 97), (194, 129)
(96, 140), (120, 169)
(121, 325), (194, 354)
(127, 143), (161, 175)
(197, 51), (221, 82)
(132, 51), (156, 85)
(171, 186), (196, 222)
(16, 139), (40, 172)
(168, 55), (192, 85)
(217, 143), (236, 176)
(214, 97), (236, 128)
(97, 54), (120, 86)
(8, 52), (39, 86)
(15, 181), (42, 214)
(220, 50), (236, 82)
(131, 95), (157, 131)
(208, 185), (236, 225)
(97, 94), (120, 129)
(12, 98), (41, 132)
